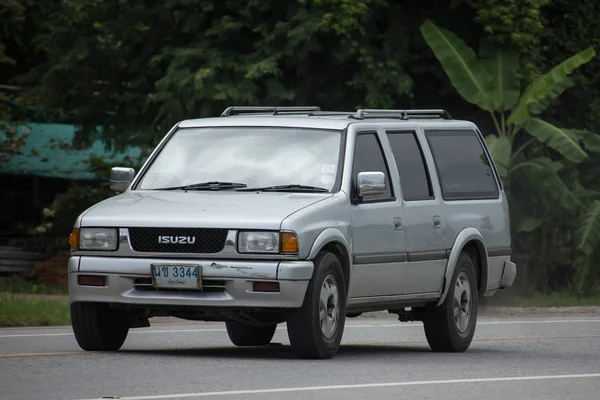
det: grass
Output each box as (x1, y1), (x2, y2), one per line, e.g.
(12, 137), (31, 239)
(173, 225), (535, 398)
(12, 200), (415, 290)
(481, 289), (600, 308)
(505, 293), (600, 307)
(0, 292), (70, 327)
(0, 277), (70, 327)
(0, 276), (68, 295)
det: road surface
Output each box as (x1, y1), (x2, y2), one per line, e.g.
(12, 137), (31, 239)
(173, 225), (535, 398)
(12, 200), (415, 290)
(1, 308), (599, 400)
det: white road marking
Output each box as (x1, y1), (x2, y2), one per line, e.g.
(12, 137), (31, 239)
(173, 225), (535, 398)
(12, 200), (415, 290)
(76, 372), (600, 399)
(1, 318), (600, 338)
(0, 332), (73, 338)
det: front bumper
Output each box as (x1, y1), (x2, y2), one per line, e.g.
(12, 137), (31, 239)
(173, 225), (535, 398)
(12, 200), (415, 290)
(68, 256), (313, 309)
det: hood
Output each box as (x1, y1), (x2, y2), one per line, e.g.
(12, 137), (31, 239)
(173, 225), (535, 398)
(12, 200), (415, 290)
(80, 190), (333, 230)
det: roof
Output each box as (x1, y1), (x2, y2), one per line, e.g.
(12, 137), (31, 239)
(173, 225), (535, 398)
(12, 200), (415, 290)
(1, 122), (145, 180)
(178, 115), (354, 130)
(178, 115), (475, 131)
(178, 107), (475, 130)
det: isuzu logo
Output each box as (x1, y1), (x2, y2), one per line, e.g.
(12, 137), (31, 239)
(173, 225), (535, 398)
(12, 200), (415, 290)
(158, 236), (196, 244)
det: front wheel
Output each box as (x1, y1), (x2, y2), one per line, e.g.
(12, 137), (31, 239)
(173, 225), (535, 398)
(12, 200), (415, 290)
(286, 251), (347, 359)
(422, 252), (478, 352)
(71, 302), (130, 351)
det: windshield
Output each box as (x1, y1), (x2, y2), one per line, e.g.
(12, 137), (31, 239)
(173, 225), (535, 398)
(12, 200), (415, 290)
(136, 127), (343, 191)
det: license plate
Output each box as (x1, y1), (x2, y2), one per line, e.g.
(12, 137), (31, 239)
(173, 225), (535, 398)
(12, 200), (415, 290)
(151, 264), (202, 290)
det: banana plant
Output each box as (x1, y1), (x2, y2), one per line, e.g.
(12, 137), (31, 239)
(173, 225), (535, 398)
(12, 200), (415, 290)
(420, 19), (600, 255)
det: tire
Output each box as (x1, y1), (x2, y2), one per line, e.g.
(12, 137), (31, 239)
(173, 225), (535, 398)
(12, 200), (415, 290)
(422, 252), (478, 352)
(70, 302), (130, 351)
(286, 251), (347, 359)
(225, 321), (277, 346)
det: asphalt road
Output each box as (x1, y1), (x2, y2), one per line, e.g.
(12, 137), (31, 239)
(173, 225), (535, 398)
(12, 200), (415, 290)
(1, 308), (599, 400)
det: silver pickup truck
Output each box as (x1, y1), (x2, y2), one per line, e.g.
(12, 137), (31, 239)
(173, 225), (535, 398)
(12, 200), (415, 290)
(68, 106), (516, 359)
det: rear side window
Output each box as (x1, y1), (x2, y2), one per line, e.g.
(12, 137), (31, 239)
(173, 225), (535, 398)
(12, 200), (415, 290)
(352, 132), (394, 201)
(425, 130), (499, 200)
(386, 131), (434, 201)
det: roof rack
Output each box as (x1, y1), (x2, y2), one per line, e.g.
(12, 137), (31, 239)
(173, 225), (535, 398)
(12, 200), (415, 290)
(220, 106), (321, 117)
(350, 109), (453, 120)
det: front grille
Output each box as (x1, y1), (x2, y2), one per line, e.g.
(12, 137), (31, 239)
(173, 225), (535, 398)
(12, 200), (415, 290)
(133, 277), (226, 293)
(128, 227), (228, 253)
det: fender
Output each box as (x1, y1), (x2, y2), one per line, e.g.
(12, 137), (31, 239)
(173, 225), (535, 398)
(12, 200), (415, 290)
(436, 227), (487, 307)
(307, 228), (352, 261)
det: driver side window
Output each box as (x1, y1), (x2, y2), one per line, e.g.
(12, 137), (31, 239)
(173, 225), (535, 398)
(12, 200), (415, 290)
(352, 132), (394, 202)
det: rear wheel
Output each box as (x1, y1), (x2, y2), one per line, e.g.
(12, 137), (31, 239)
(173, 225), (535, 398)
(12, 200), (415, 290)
(70, 302), (130, 351)
(225, 321), (277, 346)
(286, 251), (346, 359)
(422, 252), (478, 352)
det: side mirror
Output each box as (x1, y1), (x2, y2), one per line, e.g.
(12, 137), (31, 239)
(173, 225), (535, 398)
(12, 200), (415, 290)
(109, 167), (135, 192)
(357, 171), (386, 197)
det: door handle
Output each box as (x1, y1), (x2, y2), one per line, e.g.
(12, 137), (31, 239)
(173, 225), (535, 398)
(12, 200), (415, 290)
(433, 216), (442, 229)
(393, 217), (403, 230)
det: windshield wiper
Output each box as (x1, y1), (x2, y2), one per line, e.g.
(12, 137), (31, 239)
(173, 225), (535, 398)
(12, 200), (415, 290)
(155, 181), (248, 191)
(237, 184), (329, 193)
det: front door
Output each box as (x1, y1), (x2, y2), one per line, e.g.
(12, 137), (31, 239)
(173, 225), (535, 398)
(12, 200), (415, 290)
(349, 130), (407, 298)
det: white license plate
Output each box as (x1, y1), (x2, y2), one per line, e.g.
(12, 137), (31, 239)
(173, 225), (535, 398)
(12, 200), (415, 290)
(151, 264), (202, 290)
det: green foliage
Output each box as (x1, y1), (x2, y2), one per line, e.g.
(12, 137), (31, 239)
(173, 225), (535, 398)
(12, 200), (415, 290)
(576, 201), (600, 255)
(479, 42), (521, 112)
(467, 0), (548, 53)
(31, 184), (113, 253)
(517, 217), (544, 233)
(522, 118), (587, 163)
(484, 134), (511, 178)
(15, 0), (420, 149)
(419, 19), (495, 111)
(421, 20), (597, 166)
(29, 155), (141, 253)
(508, 47), (596, 125)
(421, 19), (600, 293)
(537, 0), (600, 135)
(0, 42), (14, 65)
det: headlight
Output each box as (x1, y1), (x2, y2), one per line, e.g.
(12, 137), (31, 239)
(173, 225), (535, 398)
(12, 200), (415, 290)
(79, 228), (118, 251)
(238, 231), (279, 253)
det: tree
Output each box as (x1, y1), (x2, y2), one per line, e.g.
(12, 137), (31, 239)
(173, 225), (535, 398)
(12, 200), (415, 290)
(14, 0), (408, 148)
(12, 0), (483, 150)
(420, 19), (600, 293)
(0, 0), (28, 163)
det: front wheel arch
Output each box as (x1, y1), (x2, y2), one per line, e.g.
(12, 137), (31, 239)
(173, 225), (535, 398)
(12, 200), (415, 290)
(306, 228), (352, 297)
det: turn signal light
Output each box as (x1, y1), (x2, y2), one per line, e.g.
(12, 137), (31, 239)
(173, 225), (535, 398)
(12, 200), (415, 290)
(77, 275), (106, 287)
(253, 281), (280, 293)
(281, 232), (298, 254)
(69, 228), (79, 249)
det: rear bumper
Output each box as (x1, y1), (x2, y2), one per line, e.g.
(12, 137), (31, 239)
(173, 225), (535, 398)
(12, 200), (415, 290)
(68, 256), (312, 309)
(499, 260), (517, 289)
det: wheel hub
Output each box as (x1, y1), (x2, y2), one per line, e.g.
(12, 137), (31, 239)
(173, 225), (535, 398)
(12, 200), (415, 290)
(454, 271), (471, 333)
(319, 275), (339, 339)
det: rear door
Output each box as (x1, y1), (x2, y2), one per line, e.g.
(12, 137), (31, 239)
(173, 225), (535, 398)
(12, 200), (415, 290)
(384, 128), (446, 294)
(424, 127), (508, 291)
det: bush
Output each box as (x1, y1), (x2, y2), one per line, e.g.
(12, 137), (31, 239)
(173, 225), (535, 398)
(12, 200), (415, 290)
(31, 184), (114, 253)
